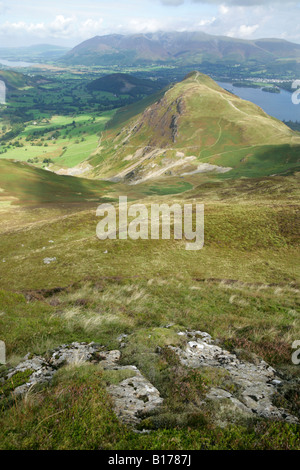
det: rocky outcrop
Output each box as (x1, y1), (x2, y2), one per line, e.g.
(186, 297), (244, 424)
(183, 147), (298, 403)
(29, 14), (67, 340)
(1, 332), (298, 429)
(5, 354), (55, 395)
(4, 342), (103, 395)
(0, 342), (163, 427)
(169, 330), (298, 424)
(108, 368), (164, 426)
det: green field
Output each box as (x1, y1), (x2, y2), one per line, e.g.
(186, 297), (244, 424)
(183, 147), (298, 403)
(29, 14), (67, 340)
(0, 111), (115, 170)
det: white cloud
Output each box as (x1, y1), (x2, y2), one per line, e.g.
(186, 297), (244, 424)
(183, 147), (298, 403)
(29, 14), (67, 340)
(0, 15), (104, 40)
(227, 23), (259, 38)
(219, 5), (229, 15)
(118, 14), (219, 34)
(78, 18), (104, 37)
(0, 21), (46, 35)
(198, 17), (216, 26)
(49, 15), (74, 38)
(0, 1), (299, 46)
(127, 18), (171, 33)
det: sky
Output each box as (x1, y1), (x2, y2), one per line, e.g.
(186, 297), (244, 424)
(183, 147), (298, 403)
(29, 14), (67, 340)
(0, 0), (300, 48)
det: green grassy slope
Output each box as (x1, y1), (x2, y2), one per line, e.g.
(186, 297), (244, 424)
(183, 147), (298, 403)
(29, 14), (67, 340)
(0, 111), (115, 171)
(0, 160), (194, 213)
(0, 164), (299, 449)
(0, 160), (115, 205)
(105, 87), (168, 130)
(87, 72), (300, 182)
(0, 70), (29, 90)
(0, 70), (52, 90)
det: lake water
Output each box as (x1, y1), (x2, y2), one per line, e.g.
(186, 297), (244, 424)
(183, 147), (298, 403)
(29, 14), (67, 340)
(0, 59), (34, 67)
(217, 81), (300, 122)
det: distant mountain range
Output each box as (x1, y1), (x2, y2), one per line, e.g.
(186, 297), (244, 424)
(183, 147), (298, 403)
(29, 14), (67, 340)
(60, 31), (300, 66)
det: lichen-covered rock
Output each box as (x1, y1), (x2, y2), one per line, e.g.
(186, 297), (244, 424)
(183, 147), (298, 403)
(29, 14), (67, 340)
(6, 355), (48, 379)
(98, 350), (121, 369)
(49, 342), (102, 368)
(4, 355), (54, 395)
(170, 330), (298, 424)
(3, 342), (106, 396)
(108, 368), (164, 426)
(1, 341), (164, 428)
(2, 332), (297, 429)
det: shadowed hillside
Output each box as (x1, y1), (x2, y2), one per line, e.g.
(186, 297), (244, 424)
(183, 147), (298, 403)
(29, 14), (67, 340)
(87, 73), (165, 98)
(0, 160), (115, 205)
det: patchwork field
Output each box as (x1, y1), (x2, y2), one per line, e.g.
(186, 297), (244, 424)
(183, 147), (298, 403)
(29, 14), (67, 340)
(0, 111), (116, 171)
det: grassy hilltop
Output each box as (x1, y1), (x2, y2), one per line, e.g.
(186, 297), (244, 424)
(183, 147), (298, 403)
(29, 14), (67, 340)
(88, 72), (300, 182)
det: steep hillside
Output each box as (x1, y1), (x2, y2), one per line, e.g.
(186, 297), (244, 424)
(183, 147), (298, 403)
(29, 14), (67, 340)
(61, 32), (300, 66)
(87, 72), (300, 183)
(0, 69), (52, 91)
(0, 70), (30, 90)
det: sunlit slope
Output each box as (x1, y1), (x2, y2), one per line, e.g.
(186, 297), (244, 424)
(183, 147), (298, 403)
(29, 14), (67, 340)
(88, 72), (300, 183)
(0, 70), (52, 90)
(0, 70), (30, 90)
(0, 112), (116, 175)
(0, 160), (114, 205)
